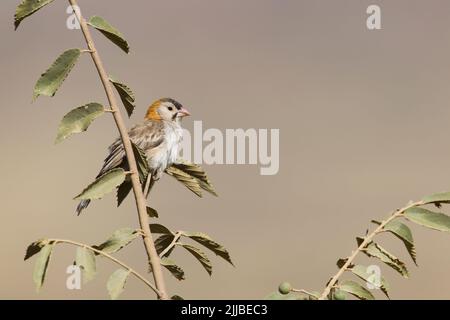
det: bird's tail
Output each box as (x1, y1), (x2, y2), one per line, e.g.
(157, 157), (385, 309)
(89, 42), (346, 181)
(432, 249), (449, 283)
(76, 199), (91, 216)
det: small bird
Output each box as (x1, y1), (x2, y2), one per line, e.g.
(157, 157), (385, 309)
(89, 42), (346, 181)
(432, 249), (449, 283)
(76, 98), (190, 215)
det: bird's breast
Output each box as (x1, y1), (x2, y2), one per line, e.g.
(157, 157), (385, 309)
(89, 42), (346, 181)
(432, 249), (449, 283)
(146, 123), (182, 172)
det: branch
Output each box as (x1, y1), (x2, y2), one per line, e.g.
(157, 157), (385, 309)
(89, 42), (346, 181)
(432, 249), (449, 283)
(318, 200), (424, 300)
(67, 0), (168, 299)
(159, 231), (182, 258)
(49, 238), (160, 296)
(292, 288), (318, 298)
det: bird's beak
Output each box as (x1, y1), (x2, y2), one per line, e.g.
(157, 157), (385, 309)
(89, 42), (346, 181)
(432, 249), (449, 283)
(178, 107), (191, 117)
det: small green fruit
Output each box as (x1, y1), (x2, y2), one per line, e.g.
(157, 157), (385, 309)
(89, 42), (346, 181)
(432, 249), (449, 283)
(333, 290), (346, 300)
(278, 282), (292, 295)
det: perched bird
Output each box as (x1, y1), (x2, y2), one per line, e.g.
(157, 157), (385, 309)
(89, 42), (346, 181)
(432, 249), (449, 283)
(76, 98), (190, 215)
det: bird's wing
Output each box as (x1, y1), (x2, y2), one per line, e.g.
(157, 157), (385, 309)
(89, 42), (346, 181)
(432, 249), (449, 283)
(97, 120), (165, 177)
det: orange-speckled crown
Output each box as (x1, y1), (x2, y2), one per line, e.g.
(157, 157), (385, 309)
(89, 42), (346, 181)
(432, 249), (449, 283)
(145, 99), (162, 120)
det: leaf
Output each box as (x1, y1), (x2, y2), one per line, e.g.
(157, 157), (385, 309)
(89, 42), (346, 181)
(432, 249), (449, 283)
(374, 219), (417, 265)
(55, 103), (104, 144)
(107, 269), (130, 300)
(75, 168), (126, 200)
(180, 243), (212, 276)
(339, 280), (375, 300)
(349, 264), (390, 298)
(161, 258), (185, 280)
(33, 243), (54, 292)
(171, 295), (184, 300)
(336, 258), (350, 269)
(154, 234), (175, 256)
(165, 166), (203, 197)
(33, 49), (81, 100)
(404, 207), (450, 232)
(88, 16), (129, 53)
(146, 207), (158, 218)
(14, 0), (55, 30)
(422, 192), (450, 207)
(170, 160), (218, 196)
(131, 143), (149, 183)
(24, 239), (46, 260)
(182, 232), (233, 266)
(110, 77), (135, 117)
(75, 247), (96, 284)
(93, 228), (138, 254)
(150, 224), (172, 234)
(357, 237), (409, 277)
(117, 179), (132, 207)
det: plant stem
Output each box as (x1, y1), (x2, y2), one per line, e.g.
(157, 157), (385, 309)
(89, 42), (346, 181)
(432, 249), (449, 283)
(68, 0), (168, 299)
(292, 288), (318, 298)
(318, 200), (423, 300)
(49, 238), (159, 296)
(159, 232), (182, 258)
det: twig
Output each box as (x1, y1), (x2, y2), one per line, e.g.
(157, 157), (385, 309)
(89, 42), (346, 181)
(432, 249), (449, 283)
(159, 231), (182, 258)
(143, 175), (153, 198)
(292, 288), (318, 298)
(68, 0), (168, 299)
(318, 200), (423, 300)
(49, 238), (160, 296)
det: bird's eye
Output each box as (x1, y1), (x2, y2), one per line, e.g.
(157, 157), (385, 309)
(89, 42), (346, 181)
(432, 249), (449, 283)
(167, 106), (173, 111)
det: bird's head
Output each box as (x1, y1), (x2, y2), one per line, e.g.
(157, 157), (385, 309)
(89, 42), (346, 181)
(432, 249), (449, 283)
(145, 98), (190, 122)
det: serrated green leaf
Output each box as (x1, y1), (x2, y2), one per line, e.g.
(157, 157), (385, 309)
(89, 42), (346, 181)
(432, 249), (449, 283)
(75, 168), (126, 200)
(55, 103), (104, 144)
(117, 179), (132, 207)
(110, 77), (135, 117)
(165, 166), (203, 197)
(14, 0), (55, 29)
(93, 228), (138, 254)
(182, 232), (233, 266)
(170, 160), (218, 196)
(24, 239), (46, 261)
(33, 49), (81, 100)
(180, 243), (212, 276)
(146, 207), (158, 218)
(150, 224), (172, 234)
(131, 143), (149, 184)
(422, 192), (450, 206)
(404, 207), (450, 232)
(339, 280), (375, 300)
(107, 269), (130, 300)
(154, 234), (175, 257)
(375, 219), (417, 265)
(161, 258), (185, 280)
(357, 237), (409, 277)
(75, 247), (96, 284)
(33, 243), (54, 292)
(350, 264), (389, 298)
(88, 16), (129, 53)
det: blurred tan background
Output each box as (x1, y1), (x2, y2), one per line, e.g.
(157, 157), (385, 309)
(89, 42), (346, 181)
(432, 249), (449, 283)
(1, 0), (450, 299)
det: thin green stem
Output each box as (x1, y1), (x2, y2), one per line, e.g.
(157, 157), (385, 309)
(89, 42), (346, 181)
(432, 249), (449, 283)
(49, 238), (160, 296)
(318, 200), (423, 300)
